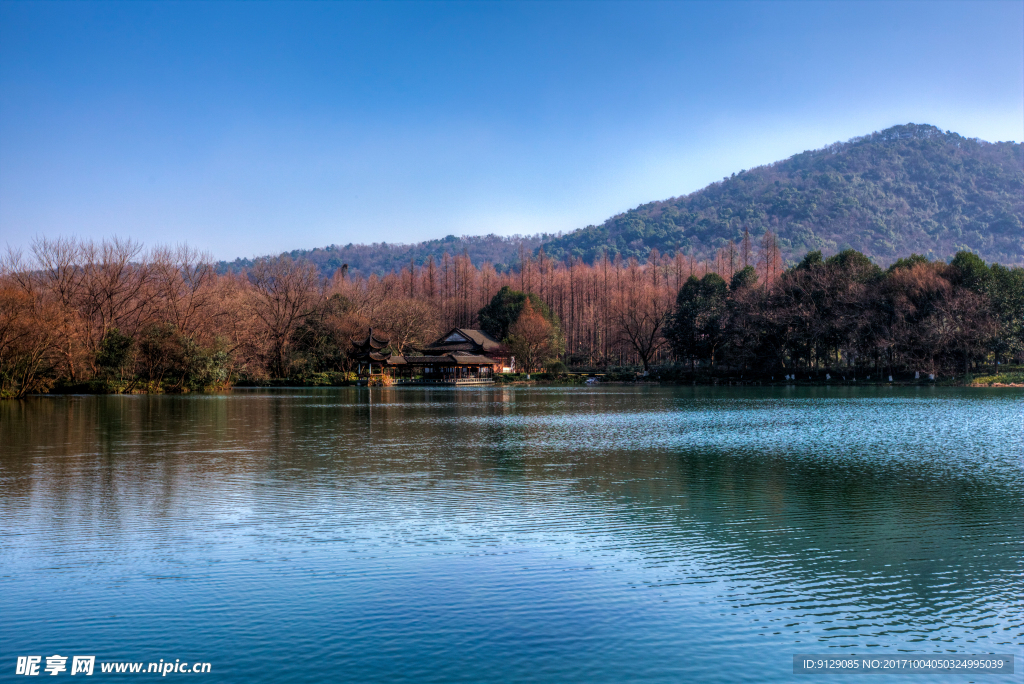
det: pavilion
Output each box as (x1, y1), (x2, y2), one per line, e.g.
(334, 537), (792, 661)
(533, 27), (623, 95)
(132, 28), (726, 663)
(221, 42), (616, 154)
(350, 328), (394, 384)
(351, 327), (502, 385)
(418, 328), (514, 373)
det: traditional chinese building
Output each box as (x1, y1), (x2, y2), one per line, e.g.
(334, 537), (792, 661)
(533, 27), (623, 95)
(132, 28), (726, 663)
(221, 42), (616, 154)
(350, 328), (393, 383)
(418, 328), (514, 373)
(389, 352), (495, 383)
(352, 327), (507, 385)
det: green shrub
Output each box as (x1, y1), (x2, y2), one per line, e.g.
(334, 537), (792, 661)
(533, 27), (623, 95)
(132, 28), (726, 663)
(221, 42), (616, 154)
(96, 329), (135, 380)
(971, 372), (1024, 385)
(546, 360), (569, 375)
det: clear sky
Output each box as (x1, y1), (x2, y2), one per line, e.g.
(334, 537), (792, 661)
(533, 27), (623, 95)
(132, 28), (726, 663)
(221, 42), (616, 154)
(1, 0), (1021, 260)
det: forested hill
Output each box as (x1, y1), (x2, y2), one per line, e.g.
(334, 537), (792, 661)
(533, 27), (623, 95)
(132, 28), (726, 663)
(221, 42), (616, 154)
(220, 124), (1023, 276)
(541, 124), (1023, 266)
(219, 233), (546, 278)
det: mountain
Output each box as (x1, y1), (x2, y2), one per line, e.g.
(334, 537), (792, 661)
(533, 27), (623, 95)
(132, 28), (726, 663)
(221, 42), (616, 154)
(219, 233), (546, 278)
(540, 124), (1023, 266)
(220, 124), (1023, 275)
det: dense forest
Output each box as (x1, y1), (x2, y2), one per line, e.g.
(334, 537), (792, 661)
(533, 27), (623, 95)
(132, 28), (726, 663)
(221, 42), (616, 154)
(3, 234), (1021, 398)
(225, 124), (1023, 276)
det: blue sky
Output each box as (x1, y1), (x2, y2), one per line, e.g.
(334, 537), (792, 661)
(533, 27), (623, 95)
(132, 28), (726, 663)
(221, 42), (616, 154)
(1, 1), (1021, 260)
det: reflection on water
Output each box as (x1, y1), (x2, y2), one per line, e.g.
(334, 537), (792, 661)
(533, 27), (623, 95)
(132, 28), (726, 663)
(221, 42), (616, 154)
(1, 387), (1021, 683)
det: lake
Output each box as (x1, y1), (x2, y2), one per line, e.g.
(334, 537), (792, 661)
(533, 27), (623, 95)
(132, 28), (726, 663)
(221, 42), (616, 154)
(1, 386), (1021, 682)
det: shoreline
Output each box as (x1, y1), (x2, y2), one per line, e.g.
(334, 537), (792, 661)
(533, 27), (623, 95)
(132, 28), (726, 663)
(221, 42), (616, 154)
(20, 377), (1022, 397)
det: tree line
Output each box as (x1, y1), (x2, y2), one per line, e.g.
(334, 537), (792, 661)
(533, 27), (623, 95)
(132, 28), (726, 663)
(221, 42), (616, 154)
(2, 234), (1020, 398)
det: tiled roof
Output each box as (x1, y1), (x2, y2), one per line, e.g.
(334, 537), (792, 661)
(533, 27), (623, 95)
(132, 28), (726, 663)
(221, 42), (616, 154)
(393, 355), (445, 365)
(351, 327), (389, 350)
(420, 328), (505, 354)
(420, 342), (478, 353)
(454, 329), (502, 350)
(448, 354), (498, 365)
(393, 354), (498, 366)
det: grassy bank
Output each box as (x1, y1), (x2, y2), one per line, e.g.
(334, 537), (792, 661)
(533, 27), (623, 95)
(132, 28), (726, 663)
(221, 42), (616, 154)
(968, 372), (1024, 387)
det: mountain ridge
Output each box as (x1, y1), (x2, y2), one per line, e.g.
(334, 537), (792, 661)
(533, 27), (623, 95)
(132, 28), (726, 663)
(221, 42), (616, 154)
(219, 124), (1023, 276)
(541, 123), (1022, 266)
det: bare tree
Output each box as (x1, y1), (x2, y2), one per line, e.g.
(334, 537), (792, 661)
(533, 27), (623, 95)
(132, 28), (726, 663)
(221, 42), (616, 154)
(759, 231), (783, 289)
(506, 299), (554, 373)
(150, 244), (217, 341)
(614, 258), (670, 371)
(78, 237), (153, 361)
(0, 250), (62, 397)
(29, 237), (89, 380)
(247, 257), (324, 377)
(372, 297), (439, 355)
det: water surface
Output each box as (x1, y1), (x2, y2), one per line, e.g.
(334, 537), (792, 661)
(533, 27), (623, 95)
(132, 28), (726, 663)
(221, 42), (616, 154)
(1, 386), (1021, 682)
